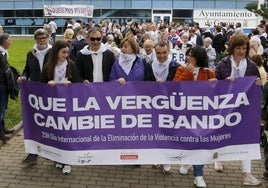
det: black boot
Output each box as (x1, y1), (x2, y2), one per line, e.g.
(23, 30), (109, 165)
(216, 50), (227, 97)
(4, 128), (14, 134)
(0, 133), (11, 144)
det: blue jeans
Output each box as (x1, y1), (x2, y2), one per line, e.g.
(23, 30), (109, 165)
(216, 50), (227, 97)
(193, 165), (204, 176)
(0, 84), (8, 133)
(51, 32), (56, 42)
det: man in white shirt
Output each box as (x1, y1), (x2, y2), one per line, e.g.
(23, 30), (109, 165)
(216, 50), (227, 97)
(75, 27), (115, 83)
(48, 18), (57, 43)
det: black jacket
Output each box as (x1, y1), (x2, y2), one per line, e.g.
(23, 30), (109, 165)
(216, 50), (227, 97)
(0, 53), (8, 84)
(75, 49), (115, 82)
(41, 61), (82, 84)
(22, 49), (50, 82)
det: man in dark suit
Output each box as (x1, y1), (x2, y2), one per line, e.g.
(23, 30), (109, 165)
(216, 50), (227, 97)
(75, 27), (115, 83)
(18, 28), (52, 165)
(0, 33), (12, 143)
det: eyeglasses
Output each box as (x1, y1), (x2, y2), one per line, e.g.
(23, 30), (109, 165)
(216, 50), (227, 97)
(89, 37), (102, 41)
(35, 37), (48, 40)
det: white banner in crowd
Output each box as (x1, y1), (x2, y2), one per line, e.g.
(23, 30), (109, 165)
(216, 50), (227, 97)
(171, 49), (186, 65)
(44, 5), (93, 18)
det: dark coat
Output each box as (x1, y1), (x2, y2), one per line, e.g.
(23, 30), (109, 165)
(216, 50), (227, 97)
(166, 60), (180, 81)
(69, 38), (88, 61)
(201, 31), (214, 40)
(22, 49), (50, 82)
(75, 50), (115, 82)
(215, 56), (260, 80)
(0, 53), (8, 83)
(212, 33), (224, 53)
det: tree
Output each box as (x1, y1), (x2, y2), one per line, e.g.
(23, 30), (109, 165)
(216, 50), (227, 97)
(245, 2), (268, 19)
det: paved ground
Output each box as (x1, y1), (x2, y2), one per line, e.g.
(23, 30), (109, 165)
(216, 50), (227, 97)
(0, 122), (267, 188)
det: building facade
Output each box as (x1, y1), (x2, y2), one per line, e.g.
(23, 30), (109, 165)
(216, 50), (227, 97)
(0, 0), (260, 34)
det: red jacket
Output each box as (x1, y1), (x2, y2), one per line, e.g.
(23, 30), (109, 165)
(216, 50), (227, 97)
(173, 66), (215, 81)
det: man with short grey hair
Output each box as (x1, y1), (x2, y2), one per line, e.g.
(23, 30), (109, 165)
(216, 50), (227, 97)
(18, 28), (52, 165)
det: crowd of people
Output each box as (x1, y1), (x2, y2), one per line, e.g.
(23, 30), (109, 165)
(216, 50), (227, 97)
(0, 17), (268, 187)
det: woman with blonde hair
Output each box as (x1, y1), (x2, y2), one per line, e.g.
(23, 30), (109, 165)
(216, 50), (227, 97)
(251, 54), (267, 85)
(63, 28), (74, 47)
(140, 39), (155, 65)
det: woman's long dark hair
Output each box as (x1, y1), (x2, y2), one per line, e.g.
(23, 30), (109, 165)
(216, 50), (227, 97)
(46, 40), (72, 80)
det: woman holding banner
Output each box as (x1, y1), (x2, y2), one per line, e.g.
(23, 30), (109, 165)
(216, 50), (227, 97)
(215, 34), (262, 186)
(109, 35), (155, 83)
(41, 40), (82, 174)
(173, 45), (216, 188)
(109, 31), (155, 168)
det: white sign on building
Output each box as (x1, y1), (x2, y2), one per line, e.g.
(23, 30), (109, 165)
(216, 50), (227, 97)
(44, 5), (93, 18)
(193, 9), (258, 28)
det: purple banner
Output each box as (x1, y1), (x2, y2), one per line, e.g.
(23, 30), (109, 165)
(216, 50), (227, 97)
(20, 77), (261, 152)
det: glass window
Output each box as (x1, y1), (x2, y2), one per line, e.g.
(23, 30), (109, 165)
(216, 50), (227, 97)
(33, 0), (46, 8)
(93, 9), (101, 17)
(3, 27), (21, 35)
(15, 1), (32, 9)
(93, 0), (110, 8)
(16, 10), (33, 17)
(194, 1), (215, 8)
(71, 0), (85, 5)
(132, 0), (151, 8)
(173, 9), (193, 18)
(152, 0), (172, 8)
(33, 10), (43, 17)
(51, 0), (64, 5)
(2, 10), (15, 17)
(215, 1), (236, 9)
(33, 18), (45, 26)
(173, 0), (194, 9)
(0, 1), (14, 9)
(153, 10), (172, 14)
(111, 0), (124, 8)
(105, 9), (151, 18)
(26, 27), (38, 35)
(42, 0), (52, 5)
(15, 18), (33, 26)
(5, 19), (16, 26)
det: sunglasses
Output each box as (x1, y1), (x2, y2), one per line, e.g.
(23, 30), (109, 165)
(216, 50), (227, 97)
(89, 37), (102, 41)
